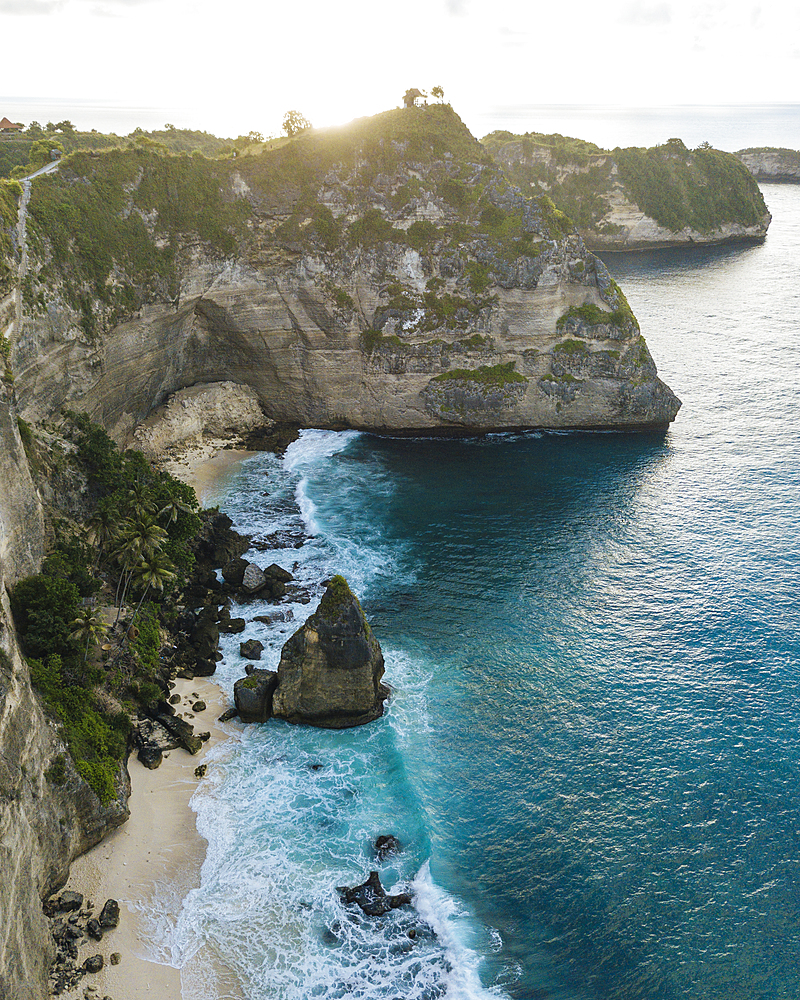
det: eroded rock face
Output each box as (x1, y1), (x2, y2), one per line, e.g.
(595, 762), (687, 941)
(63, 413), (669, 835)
(271, 576), (389, 729)
(736, 148), (800, 183)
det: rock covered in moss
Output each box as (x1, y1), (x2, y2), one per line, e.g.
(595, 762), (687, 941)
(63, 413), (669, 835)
(271, 576), (389, 729)
(234, 670), (279, 723)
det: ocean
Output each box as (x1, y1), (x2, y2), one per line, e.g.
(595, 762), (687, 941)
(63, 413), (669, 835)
(126, 109), (800, 999)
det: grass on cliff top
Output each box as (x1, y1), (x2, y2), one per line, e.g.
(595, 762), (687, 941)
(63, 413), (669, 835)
(483, 131), (768, 234)
(613, 140), (768, 232)
(237, 104), (492, 204)
(26, 146), (250, 324)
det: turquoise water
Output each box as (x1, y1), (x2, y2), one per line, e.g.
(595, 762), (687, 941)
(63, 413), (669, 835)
(156, 181), (800, 999)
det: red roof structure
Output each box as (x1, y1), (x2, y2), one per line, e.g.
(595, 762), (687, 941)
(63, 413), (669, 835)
(0, 117), (23, 131)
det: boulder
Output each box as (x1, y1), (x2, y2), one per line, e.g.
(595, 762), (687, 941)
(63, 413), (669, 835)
(53, 891), (83, 913)
(241, 563), (267, 594)
(219, 617), (247, 634)
(148, 710), (203, 754)
(374, 834), (401, 861)
(137, 745), (163, 769)
(240, 639), (264, 660)
(271, 576), (388, 729)
(83, 954), (104, 973)
(234, 670), (279, 723)
(98, 898), (120, 929)
(337, 871), (412, 916)
(221, 556), (248, 588)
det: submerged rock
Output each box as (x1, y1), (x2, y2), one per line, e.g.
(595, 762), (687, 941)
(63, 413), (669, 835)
(271, 576), (389, 729)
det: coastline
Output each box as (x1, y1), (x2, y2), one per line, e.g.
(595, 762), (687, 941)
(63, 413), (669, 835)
(55, 445), (253, 1000)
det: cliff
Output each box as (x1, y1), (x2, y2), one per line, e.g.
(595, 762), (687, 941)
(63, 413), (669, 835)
(736, 147), (800, 183)
(7, 105), (679, 437)
(0, 382), (129, 1000)
(484, 131), (771, 251)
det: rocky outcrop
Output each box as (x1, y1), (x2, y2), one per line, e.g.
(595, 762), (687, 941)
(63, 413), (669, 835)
(6, 106), (679, 435)
(337, 871), (412, 916)
(736, 147), (800, 183)
(485, 131), (771, 251)
(271, 576), (389, 729)
(130, 380), (274, 459)
(234, 669), (279, 723)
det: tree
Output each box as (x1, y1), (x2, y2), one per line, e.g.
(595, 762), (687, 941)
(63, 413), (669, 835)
(282, 110), (312, 137)
(247, 130), (264, 143)
(431, 85), (444, 103)
(26, 121), (44, 138)
(69, 607), (109, 663)
(54, 120), (75, 134)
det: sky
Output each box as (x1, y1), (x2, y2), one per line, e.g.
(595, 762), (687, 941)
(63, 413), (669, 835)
(2, 0), (799, 143)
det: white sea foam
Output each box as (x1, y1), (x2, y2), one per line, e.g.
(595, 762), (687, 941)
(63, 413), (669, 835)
(160, 426), (504, 998)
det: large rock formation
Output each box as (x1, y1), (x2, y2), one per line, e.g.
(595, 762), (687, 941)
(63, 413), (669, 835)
(271, 576), (389, 729)
(6, 105), (679, 437)
(485, 131), (771, 251)
(736, 147), (800, 183)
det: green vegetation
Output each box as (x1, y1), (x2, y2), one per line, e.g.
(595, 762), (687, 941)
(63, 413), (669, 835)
(431, 361), (527, 387)
(554, 338), (589, 355)
(483, 129), (768, 235)
(614, 140), (768, 232)
(26, 146), (249, 329)
(318, 573), (364, 624)
(0, 179), (21, 297)
(557, 290), (638, 334)
(9, 414), (201, 802)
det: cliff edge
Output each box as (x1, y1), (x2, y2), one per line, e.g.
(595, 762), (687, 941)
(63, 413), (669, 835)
(7, 105), (679, 438)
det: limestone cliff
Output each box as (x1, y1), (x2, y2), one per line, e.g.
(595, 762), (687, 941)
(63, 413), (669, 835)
(484, 131), (771, 251)
(0, 384), (129, 1000)
(736, 147), (800, 183)
(6, 105), (678, 437)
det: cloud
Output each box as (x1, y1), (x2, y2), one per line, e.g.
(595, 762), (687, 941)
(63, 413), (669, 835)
(0, 0), (65, 12)
(618, 1), (672, 25)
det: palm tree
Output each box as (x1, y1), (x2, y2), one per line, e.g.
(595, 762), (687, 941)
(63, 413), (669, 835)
(158, 494), (194, 527)
(69, 607), (109, 663)
(86, 506), (120, 568)
(126, 477), (156, 517)
(131, 552), (177, 623)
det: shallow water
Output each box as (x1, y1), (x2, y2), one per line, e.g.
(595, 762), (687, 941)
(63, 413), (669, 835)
(155, 181), (800, 1000)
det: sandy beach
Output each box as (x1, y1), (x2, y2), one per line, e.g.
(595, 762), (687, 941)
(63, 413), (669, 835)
(56, 449), (251, 1000)
(59, 677), (231, 1000)
(162, 446), (258, 507)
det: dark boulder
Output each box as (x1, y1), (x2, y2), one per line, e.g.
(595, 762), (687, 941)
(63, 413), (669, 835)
(240, 639), (264, 660)
(148, 710), (202, 754)
(234, 670), (279, 723)
(83, 954), (104, 973)
(222, 557), (248, 588)
(87, 918), (103, 941)
(219, 617), (247, 634)
(374, 835), (401, 861)
(337, 871), (412, 916)
(98, 898), (120, 929)
(218, 707), (239, 722)
(53, 891), (83, 913)
(137, 745), (163, 769)
(271, 576), (389, 729)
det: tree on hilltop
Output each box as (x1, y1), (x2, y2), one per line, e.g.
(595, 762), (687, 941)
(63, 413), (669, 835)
(282, 110), (312, 137)
(431, 85), (444, 103)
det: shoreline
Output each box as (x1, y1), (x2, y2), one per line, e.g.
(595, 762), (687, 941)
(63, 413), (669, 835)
(56, 445), (253, 1000)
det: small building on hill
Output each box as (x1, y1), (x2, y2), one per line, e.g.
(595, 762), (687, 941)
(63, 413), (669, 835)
(0, 117), (23, 133)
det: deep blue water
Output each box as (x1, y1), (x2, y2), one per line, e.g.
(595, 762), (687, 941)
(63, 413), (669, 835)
(151, 183), (800, 1000)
